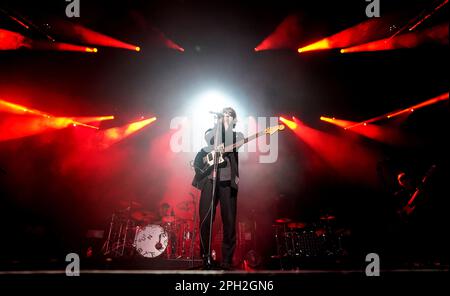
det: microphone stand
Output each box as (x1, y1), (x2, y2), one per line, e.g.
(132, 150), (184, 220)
(205, 115), (223, 268)
(189, 192), (198, 267)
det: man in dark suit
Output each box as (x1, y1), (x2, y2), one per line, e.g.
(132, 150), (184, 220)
(192, 107), (244, 269)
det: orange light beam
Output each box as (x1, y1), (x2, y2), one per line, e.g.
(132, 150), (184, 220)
(46, 42), (98, 53)
(346, 92), (449, 129)
(0, 99), (52, 116)
(0, 99), (98, 129)
(298, 39), (330, 53)
(100, 117), (157, 148)
(0, 115), (101, 142)
(410, 92), (449, 109)
(320, 116), (357, 129)
(409, 0), (448, 31)
(279, 116), (298, 130)
(71, 116), (115, 124)
(321, 116), (409, 146)
(341, 23), (448, 53)
(85, 47), (98, 53)
(67, 120), (99, 129)
(297, 17), (391, 53)
(124, 117), (157, 136)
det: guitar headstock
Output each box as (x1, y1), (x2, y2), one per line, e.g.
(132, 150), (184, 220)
(264, 124), (285, 135)
(422, 164), (437, 182)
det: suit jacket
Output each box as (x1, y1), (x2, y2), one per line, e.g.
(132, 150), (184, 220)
(192, 128), (244, 191)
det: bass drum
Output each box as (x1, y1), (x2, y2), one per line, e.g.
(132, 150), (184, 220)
(134, 224), (168, 258)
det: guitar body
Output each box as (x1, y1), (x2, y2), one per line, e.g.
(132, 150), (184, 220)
(396, 164), (436, 224)
(401, 204), (416, 216)
(204, 149), (225, 169)
(397, 204), (416, 224)
(193, 149), (226, 181)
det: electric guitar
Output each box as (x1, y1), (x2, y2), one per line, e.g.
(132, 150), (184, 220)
(397, 164), (437, 220)
(193, 124), (285, 180)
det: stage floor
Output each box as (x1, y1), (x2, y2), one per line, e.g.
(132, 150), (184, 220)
(1, 266), (448, 294)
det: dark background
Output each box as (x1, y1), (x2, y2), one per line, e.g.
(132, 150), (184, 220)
(0, 0), (448, 267)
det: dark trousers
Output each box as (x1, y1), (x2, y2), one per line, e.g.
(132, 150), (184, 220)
(199, 180), (237, 265)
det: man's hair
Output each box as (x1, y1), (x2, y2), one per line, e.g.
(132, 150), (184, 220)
(204, 108), (237, 145)
(222, 107), (237, 120)
(223, 107), (237, 127)
(397, 172), (409, 187)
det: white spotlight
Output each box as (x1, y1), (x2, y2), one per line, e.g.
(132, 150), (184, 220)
(186, 89), (246, 151)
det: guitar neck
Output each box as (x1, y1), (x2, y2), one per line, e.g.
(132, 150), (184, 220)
(406, 165), (436, 206)
(224, 131), (265, 152)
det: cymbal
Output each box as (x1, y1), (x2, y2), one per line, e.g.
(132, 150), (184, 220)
(335, 228), (351, 236)
(177, 200), (194, 211)
(274, 218), (292, 224)
(287, 222), (307, 229)
(320, 215), (336, 221)
(131, 210), (157, 222)
(118, 200), (142, 209)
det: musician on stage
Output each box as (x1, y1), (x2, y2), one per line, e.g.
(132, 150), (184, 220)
(388, 167), (438, 266)
(155, 202), (178, 258)
(393, 172), (416, 212)
(192, 107), (244, 269)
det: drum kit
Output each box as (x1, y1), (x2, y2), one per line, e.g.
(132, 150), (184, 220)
(273, 214), (349, 259)
(102, 197), (199, 259)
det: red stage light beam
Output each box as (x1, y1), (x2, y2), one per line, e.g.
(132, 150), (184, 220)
(0, 115), (98, 142)
(0, 29), (97, 53)
(99, 117), (157, 148)
(53, 22), (140, 52)
(151, 28), (184, 52)
(0, 99), (98, 129)
(346, 92), (449, 129)
(0, 29), (29, 50)
(320, 116), (355, 129)
(409, 0), (448, 32)
(297, 18), (389, 53)
(0, 8), (30, 30)
(31, 40), (98, 53)
(255, 15), (302, 51)
(71, 116), (115, 124)
(341, 23), (448, 53)
(55, 42), (97, 53)
(285, 116), (379, 184)
(1, 99), (52, 116)
(320, 116), (408, 146)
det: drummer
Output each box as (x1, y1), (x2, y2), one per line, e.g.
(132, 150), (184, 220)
(155, 202), (176, 224)
(155, 202), (178, 258)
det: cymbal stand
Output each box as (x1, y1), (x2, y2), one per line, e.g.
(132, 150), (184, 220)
(102, 212), (116, 256)
(120, 206), (132, 256)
